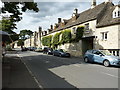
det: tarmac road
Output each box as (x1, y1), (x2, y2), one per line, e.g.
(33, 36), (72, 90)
(18, 51), (119, 88)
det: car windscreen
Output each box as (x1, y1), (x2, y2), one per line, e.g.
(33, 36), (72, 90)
(100, 50), (112, 55)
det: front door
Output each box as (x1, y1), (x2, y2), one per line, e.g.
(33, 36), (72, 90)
(82, 37), (94, 55)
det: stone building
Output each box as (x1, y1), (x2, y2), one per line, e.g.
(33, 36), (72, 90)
(41, 0), (120, 57)
(24, 0), (120, 57)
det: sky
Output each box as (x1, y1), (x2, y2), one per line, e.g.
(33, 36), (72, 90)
(0, 0), (120, 34)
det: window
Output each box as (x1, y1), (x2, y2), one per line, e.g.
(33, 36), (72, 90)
(105, 33), (107, 40)
(115, 12), (116, 17)
(85, 23), (89, 30)
(118, 11), (120, 17)
(72, 27), (77, 34)
(101, 32), (108, 40)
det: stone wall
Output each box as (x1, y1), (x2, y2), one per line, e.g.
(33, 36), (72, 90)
(58, 41), (82, 57)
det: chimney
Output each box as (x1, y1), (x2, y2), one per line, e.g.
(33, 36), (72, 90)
(39, 26), (42, 32)
(50, 25), (53, 30)
(58, 18), (62, 23)
(74, 8), (78, 15)
(91, 0), (96, 9)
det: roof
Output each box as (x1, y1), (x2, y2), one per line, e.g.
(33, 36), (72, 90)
(50, 2), (120, 33)
(62, 2), (108, 29)
(96, 3), (120, 28)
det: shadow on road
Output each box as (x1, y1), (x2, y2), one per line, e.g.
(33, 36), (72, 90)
(2, 51), (80, 89)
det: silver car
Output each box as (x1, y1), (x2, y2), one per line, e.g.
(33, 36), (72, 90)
(84, 50), (120, 67)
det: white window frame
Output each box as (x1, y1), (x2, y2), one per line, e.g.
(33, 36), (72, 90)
(101, 32), (108, 40)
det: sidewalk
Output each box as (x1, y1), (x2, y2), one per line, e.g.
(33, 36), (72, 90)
(2, 51), (40, 89)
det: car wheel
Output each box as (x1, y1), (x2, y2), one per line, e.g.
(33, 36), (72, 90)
(84, 57), (89, 63)
(103, 60), (110, 67)
(59, 54), (62, 57)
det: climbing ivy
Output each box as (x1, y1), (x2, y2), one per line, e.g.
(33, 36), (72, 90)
(42, 35), (52, 47)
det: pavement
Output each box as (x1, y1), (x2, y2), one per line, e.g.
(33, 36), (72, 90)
(2, 51), (40, 89)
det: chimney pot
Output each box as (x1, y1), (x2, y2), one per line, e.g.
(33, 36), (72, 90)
(50, 25), (53, 30)
(58, 18), (62, 23)
(91, 0), (96, 8)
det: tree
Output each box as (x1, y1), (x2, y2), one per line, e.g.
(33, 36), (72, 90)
(17, 39), (24, 48)
(1, 1), (39, 23)
(19, 29), (33, 40)
(0, 18), (19, 43)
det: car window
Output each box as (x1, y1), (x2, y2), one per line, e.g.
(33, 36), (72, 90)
(94, 51), (102, 55)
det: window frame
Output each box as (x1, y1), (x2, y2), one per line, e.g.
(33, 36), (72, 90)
(101, 32), (108, 41)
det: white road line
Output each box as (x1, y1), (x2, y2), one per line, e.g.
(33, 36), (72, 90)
(17, 54), (43, 89)
(101, 72), (119, 78)
(74, 64), (81, 67)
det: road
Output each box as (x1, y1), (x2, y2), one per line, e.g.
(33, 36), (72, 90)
(18, 51), (119, 88)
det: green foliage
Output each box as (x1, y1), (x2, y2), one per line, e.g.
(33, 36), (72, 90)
(2, 2), (39, 22)
(75, 26), (84, 42)
(41, 26), (84, 48)
(60, 30), (71, 44)
(17, 39), (24, 46)
(6, 45), (12, 51)
(0, 18), (16, 31)
(52, 32), (61, 48)
(19, 29), (33, 40)
(42, 35), (52, 47)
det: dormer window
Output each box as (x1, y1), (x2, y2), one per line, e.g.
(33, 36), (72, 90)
(113, 6), (120, 18)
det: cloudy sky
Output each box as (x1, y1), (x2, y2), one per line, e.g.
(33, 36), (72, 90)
(1, 0), (119, 33)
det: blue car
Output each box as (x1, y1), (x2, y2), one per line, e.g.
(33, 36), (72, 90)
(84, 50), (120, 67)
(53, 49), (70, 57)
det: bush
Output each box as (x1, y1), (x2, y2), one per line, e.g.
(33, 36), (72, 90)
(60, 29), (71, 44)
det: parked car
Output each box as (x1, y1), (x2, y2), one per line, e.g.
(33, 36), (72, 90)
(35, 47), (43, 52)
(28, 47), (37, 51)
(53, 49), (70, 57)
(47, 48), (53, 55)
(43, 47), (53, 54)
(84, 50), (120, 67)
(21, 47), (28, 51)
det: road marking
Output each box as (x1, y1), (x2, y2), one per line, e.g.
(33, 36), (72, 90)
(17, 54), (43, 89)
(101, 72), (119, 78)
(74, 64), (81, 67)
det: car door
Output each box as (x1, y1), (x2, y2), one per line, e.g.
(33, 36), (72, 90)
(93, 51), (104, 63)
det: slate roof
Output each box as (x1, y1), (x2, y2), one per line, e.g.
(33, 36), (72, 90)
(96, 4), (120, 28)
(51, 1), (120, 33)
(66, 2), (107, 28)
